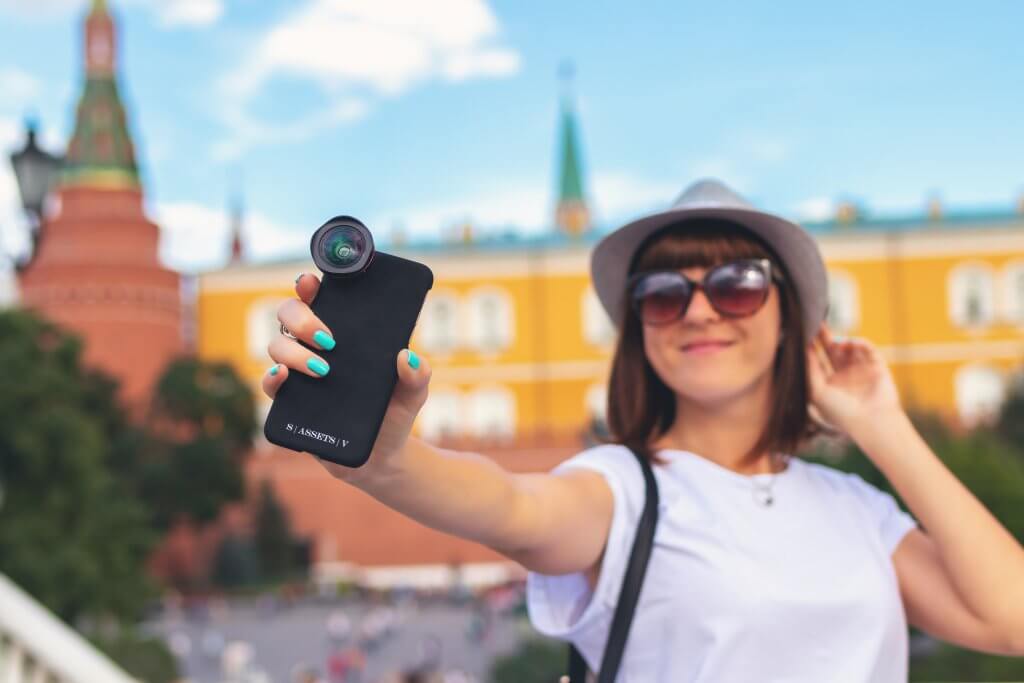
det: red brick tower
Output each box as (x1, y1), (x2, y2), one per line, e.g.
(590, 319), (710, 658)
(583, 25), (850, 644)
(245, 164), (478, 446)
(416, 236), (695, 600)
(17, 0), (182, 409)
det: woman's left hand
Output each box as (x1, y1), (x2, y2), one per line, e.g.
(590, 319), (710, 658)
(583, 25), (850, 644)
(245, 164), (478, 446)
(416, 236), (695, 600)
(806, 324), (904, 434)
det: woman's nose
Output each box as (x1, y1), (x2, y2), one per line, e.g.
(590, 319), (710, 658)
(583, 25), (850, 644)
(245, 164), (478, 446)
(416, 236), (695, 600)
(683, 287), (719, 323)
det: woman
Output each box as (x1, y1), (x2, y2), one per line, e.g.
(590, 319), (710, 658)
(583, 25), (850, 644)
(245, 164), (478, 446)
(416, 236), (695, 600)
(263, 179), (1024, 680)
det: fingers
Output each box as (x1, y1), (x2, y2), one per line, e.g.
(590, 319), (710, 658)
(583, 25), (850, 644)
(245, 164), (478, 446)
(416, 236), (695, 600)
(277, 298), (335, 352)
(392, 348), (432, 413)
(268, 332), (331, 379)
(262, 363), (289, 399)
(294, 272), (321, 305)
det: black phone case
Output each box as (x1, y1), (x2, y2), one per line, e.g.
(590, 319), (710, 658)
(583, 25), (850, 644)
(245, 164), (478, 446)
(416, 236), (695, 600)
(263, 251), (434, 467)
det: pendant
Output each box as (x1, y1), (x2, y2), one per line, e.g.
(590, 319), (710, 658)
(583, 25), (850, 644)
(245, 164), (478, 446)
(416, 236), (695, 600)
(752, 485), (774, 507)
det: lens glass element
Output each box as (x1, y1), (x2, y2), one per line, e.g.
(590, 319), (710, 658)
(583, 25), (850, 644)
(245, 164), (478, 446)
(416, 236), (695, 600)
(322, 226), (366, 268)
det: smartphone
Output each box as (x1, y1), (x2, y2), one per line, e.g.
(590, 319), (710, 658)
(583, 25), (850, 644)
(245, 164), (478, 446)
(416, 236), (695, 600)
(263, 216), (434, 467)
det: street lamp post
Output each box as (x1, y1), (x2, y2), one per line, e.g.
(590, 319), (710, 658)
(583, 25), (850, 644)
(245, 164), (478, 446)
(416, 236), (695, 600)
(8, 119), (64, 272)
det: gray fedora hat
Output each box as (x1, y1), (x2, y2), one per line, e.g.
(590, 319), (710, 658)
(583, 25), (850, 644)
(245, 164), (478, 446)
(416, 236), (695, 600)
(590, 178), (828, 340)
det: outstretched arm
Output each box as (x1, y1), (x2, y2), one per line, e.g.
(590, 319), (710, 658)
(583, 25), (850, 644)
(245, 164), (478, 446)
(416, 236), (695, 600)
(263, 272), (614, 577)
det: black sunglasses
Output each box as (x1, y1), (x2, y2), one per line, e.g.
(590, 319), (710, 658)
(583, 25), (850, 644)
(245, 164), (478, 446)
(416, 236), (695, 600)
(628, 258), (780, 326)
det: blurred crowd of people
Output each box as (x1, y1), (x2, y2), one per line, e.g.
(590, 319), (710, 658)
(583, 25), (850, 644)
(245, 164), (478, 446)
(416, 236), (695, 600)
(154, 580), (522, 683)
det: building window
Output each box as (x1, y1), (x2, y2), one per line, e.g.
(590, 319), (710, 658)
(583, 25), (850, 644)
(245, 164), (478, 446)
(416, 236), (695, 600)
(247, 297), (287, 359)
(1001, 263), (1024, 324)
(467, 288), (513, 352)
(585, 383), (608, 430)
(417, 388), (462, 442)
(954, 365), (1005, 427)
(417, 291), (460, 354)
(948, 264), (995, 328)
(467, 386), (516, 439)
(582, 286), (616, 347)
(825, 270), (859, 334)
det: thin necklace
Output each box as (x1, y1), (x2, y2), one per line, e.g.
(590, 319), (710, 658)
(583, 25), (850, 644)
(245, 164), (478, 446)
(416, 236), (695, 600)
(752, 474), (777, 507)
(751, 455), (785, 507)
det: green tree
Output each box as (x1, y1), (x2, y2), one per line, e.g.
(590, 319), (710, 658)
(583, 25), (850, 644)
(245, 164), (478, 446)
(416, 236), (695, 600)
(802, 411), (1024, 676)
(254, 480), (300, 580)
(140, 357), (256, 530)
(0, 310), (156, 624)
(995, 372), (1024, 455)
(92, 629), (180, 683)
(211, 532), (260, 588)
(490, 637), (566, 683)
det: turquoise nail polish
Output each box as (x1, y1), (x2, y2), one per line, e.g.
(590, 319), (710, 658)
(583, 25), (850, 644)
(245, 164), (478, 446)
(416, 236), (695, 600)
(313, 330), (336, 351)
(407, 350), (420, 369)
(307, 357), (330, 376)
(269, 364), (279, 376)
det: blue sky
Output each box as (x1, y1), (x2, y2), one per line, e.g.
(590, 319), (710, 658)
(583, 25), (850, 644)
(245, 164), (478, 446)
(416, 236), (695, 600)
(0, 0), (1022, 275)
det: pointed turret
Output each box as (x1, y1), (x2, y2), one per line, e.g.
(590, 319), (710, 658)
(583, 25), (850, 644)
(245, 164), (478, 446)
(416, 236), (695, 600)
(228, 190), (245, 264)
(62, 0), (140, 190)
(554, 62), (591, 236)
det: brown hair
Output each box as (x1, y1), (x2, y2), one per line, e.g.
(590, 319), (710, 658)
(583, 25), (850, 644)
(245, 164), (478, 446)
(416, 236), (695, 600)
(599, 218), (821, 467)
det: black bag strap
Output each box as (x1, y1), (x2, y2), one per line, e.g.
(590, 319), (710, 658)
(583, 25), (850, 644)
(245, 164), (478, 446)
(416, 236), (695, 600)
(567, 446), (660, 683)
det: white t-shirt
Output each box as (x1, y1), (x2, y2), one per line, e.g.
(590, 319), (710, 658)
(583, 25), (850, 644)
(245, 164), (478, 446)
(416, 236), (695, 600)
(526, 444), (918, 682)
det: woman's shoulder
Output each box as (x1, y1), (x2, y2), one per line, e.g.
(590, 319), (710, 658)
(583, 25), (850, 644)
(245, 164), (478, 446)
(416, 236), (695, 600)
(796, 458), (883, 494)
(552, 443), (649, 509)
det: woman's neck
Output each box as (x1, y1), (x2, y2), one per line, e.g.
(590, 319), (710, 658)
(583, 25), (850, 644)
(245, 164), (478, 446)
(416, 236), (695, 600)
(651, 375), (781, 475)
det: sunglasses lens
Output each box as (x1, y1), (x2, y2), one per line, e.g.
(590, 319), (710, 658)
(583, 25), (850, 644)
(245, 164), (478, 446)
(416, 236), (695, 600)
(706, 262), (770, 315)
(633, 273), (690, 324)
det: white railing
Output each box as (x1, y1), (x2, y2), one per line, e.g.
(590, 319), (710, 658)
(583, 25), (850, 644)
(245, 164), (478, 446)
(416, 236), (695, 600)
(0, 573), (139, 683)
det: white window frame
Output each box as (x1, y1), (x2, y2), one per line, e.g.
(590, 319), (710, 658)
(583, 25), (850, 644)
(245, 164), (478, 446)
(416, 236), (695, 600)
(247, 296), (287, 360)
(417, 387), (462, 442)
(467, 385), (516, 440)
(954, 364), (1005, 427)
(416, 289), (461, 354)
(466, 286), (514, 353)
(585, 383), (608, 426)
(582, 286), (616, 347)
(825, 269), (860, 335)
(1000, 261), (1024, 325)
(947, 262), (996, 329)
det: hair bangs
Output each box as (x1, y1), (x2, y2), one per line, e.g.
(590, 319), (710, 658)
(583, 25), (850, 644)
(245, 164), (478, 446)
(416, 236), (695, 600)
(631, 219), (775, 275)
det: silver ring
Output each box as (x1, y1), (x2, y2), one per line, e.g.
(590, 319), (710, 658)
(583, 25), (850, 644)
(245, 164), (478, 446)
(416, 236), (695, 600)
(279, 322), (297, 340)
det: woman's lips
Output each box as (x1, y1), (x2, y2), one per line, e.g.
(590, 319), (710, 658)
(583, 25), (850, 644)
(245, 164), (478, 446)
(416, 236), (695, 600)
(681, 341), (734, 355)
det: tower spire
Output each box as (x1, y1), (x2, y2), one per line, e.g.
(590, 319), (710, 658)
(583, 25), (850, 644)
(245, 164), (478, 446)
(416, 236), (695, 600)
(228, 170), (245, 264)
(554, 61), (590, 236)
(62, 0), (140, 190)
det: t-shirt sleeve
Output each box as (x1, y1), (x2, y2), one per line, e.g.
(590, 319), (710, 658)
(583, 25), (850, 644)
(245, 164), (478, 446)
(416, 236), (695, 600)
(525, 445), (646, 645)
(844, 472), (918, 554)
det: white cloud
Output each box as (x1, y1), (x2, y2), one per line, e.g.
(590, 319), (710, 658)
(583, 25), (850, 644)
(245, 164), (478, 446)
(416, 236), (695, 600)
(211, 96), (368, 162)
(0, 0), (80, 18)
(792, 196), (835, 221)
(370, 182), (549, 240)
(0, 118), (31, 302)
(0, 0), (223, 28)
(216, 0), (520, 158)
(0, 67), (41, 102)
(591, 171), (679, 224)
(154, 200), (309, 272)
(155, 0), (223, 28)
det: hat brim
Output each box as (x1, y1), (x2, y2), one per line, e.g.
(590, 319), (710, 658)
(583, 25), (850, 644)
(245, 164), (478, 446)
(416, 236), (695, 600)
(591, 205), (828, 341)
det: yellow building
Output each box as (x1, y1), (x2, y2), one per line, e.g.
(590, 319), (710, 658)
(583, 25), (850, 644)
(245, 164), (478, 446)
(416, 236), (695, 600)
(196, 91), (1024, 447)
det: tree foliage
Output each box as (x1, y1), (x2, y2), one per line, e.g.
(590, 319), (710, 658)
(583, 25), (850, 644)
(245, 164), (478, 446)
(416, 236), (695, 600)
(0, 310), (156, 623)
(801, 410), (1024, 677)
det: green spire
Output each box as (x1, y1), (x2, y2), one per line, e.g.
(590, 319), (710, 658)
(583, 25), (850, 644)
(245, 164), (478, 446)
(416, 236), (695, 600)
(62, 0), (140, 190)
(557, 64), (585, 204)
(554, 62), (590, 235)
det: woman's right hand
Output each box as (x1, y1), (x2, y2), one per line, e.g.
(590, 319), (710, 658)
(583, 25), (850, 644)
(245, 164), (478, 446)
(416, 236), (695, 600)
(262, 272), (433, 482)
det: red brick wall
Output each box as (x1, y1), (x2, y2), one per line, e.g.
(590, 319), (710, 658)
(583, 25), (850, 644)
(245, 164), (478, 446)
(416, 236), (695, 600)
(17, 185), (183, 408)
